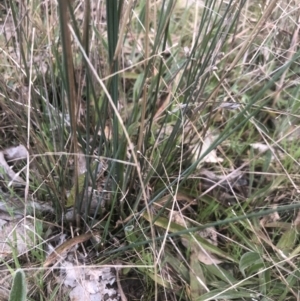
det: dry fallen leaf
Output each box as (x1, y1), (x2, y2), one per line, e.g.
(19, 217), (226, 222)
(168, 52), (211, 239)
(198, 227), (218, 246)
(171, 211), (222, 265)
(3, 145), (28, 160)
(250, 142), (271, 153)
(293, 210), (300, 226)
(0, 217), (36, 260)
(191, 129), (223, 168)
(77, 153), (88, 175)
(260, 206), (280, 227)
(62, 262), (120, 301)
(0, 151), (26, 187)
(189, 249), (208, 298)
(194, 245), (223, 265)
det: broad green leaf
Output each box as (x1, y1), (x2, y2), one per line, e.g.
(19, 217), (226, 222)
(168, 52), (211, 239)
(291, 243), (300, 257)
(276, 228), (298, 254)
(143, 269), (172, 289)
(196, 287), (260, 301)
(239, 252), (262, 277)
(190, 249), (207, 299)
(164, 253), (189, 281)
(259, 268), (271, 296)
(229, 223), (257, 250)
(278, 270), (300, 301)
(205, 265), (237, 284)
(9, 269), (26, 301)
(142, 212), (237, 262)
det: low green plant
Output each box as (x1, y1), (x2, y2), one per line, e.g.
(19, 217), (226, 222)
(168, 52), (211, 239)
(1, 0), (300, 299)
(9, 269), (27, 301)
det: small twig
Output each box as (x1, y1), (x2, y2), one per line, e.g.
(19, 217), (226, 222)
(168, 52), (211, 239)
(115, 265), (127, 301)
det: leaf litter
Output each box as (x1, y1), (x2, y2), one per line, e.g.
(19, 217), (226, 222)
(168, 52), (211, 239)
(171, 211), (223, 265)
(0, 143), (118, 300)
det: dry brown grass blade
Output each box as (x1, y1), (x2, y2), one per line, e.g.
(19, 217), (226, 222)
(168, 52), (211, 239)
(206, 0), (278, 105)
(228, 0), (278, 71)
(43, 231), (97, 268)
(273, 13), (300, 105)
(137, 0), (150, 153)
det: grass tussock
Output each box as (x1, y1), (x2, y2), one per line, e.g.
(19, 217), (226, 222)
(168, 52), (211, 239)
(0, 0), (300, 300)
